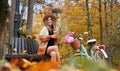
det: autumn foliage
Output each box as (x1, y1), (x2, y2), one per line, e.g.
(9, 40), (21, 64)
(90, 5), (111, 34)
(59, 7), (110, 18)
(25, 61), (60, 71)
(10, 58), (60, 71)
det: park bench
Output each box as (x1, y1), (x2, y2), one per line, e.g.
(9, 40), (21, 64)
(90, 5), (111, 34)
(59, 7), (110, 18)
(3, 37), (50, 61)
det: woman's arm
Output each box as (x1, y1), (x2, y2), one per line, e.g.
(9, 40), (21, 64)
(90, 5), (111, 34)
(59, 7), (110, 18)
(39, 27), (50, 41)
(39, 35), (51, 42)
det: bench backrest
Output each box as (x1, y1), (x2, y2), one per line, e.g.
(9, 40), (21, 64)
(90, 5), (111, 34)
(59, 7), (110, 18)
(8, 38), (39, 54)
(4, 37), (51, 61)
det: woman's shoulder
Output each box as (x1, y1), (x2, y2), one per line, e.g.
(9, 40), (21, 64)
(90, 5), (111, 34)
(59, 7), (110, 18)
(40, 26), (48, 35)
(42, 26), (47, 29)
(41, 26), (48, 31)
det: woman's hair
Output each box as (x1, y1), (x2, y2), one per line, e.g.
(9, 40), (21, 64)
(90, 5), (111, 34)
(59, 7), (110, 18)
(43, 14), (57, 31)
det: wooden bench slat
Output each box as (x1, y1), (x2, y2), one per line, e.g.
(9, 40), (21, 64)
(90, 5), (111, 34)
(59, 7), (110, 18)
(9, 38), (14, 54)
(24, 38), (28, 54)
(27, 38), (30, 54)
(5, 54), (50, 61)
(21, 38), (25, 53)
(31, 39), (36, 54)
(33, 40), (39, 53)
(18, 38), (20, 53)
(28, 38), (32, 54)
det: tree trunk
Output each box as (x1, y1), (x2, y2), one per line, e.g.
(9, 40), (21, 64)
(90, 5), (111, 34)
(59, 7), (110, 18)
(99, 0), (103, 44)
(26, 0), (34, 34)
(0, 32), (4, 59)
(108, 0), (113, 65)
(10, 0), (16, 38)
(0, 0), (8, 59)
(85, 0), (92, 39)
(104, 0), (109, 63)
(104, 0), (108, 45)
(104, 0), (110, 63)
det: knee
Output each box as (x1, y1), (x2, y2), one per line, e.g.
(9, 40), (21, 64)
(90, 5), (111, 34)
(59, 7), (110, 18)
(50, 51), (56, 57)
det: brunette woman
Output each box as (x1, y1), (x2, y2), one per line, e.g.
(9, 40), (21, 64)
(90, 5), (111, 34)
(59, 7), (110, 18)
(38, 14), (61, 64)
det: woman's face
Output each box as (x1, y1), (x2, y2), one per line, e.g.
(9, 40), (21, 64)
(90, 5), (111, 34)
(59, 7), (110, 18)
(47, 17), (53, 26)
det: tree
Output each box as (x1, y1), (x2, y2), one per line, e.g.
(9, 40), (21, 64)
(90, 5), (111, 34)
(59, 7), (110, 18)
(104, 0), (108, 44)
(109, 0), (113, 64)
(26, 0), (34, 34)
(99, 0), (103, 44)
(85, 0), (92, 39)
(104, 0), (109, 62)
(0, 0), (8, 58)
(10, 0), (16, 38)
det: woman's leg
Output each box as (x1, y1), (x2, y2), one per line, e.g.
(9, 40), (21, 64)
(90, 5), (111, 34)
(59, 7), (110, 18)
(49, 51), (56, 61)
(47, 46), (61, 63)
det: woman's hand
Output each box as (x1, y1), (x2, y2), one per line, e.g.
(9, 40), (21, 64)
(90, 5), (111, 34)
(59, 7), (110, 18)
(51, 34), (58, 39)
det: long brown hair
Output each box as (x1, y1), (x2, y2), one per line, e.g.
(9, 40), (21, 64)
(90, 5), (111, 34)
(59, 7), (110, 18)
(43, 14), (57, 31)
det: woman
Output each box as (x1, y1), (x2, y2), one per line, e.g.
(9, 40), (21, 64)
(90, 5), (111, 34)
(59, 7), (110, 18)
(37, 14), (61, 64)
